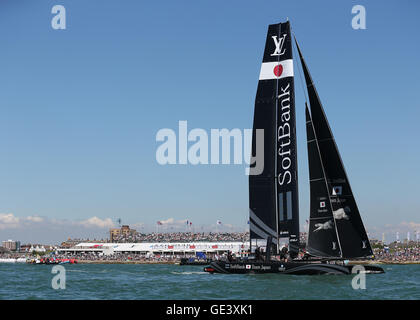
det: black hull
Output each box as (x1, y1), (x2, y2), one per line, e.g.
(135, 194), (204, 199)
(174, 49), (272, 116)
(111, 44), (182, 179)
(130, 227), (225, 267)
(204, 261), (384, 275)
(180, 258), (211, 266)
(180, 261), (209, 266)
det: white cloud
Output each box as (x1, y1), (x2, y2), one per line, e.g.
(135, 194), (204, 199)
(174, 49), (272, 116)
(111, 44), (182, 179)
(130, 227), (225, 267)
(0, 212), (115, 231)
(25, 216), (44, 223)
(159, 218), (175, 225)
(0, 213), (120, 244)
(400, 221), (420, 230)
(0, 213), (20, 229)
(78, 216), (114, 229)
(130, 222), (145, 230)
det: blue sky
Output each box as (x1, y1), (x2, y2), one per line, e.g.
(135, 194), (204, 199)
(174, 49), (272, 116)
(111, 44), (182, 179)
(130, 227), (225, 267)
(0, 0), (419, 243)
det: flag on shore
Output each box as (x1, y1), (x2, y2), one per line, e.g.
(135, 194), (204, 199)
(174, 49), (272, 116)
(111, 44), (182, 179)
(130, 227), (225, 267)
(157, 221), (162, 225)
(217, 220), (222, 225)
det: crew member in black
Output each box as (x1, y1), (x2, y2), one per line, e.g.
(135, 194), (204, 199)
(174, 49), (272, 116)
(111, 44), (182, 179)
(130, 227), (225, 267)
(255, 246), (263, 261)
(280, 244), (289, 261)
(227, 250), (233, 262)
(301, 249), (310, 260)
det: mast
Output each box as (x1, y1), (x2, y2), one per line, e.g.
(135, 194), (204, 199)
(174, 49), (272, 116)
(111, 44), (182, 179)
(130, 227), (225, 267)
(274, 23), (281, 253)
(249, 21), (299, 256)
(296, 37), (373, 259)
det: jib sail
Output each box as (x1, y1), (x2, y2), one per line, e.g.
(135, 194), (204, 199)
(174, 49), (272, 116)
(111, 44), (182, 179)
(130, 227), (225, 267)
(296, 38), (373, 259)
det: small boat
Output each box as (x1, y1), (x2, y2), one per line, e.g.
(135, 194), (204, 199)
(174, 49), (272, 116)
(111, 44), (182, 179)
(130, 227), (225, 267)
(205, 20), (384, 275)
(26, 257), (77, 265)
(180, 258), (211, 266)
(41, 258), (60, 264)
(58, 258), (77, 264)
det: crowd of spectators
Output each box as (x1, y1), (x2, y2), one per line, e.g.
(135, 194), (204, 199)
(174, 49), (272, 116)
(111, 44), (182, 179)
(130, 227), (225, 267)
(2, 244), (420, 264)
(61, 231), (307, 245)
(51, 251), (205, 263)
(373, 245), (419, 262)
(110, 231), (250, 243)
(0, 252), (27, 259)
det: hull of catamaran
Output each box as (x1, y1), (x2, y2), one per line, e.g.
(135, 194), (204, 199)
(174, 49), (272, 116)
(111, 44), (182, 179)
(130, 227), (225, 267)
(204, 261), (384, 275)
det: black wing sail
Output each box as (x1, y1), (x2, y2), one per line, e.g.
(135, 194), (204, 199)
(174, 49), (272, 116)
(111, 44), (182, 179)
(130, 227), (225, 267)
(249, 22), (299, 252)
(296, 39), (373, 259)
(275, 22), (300, 255)
(249, 23), (281, 246)
(305, 106), (341, 257)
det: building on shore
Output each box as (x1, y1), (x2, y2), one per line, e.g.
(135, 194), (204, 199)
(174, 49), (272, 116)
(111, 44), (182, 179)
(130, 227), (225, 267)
(2, 240), (21, 252)
(20, 244), (32, 252)
(109, 225), (137, 242)
(0, 246), (9, 254)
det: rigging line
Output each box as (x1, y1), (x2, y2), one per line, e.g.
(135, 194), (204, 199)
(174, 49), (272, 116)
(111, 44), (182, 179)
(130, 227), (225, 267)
(291, 31), (309, 105)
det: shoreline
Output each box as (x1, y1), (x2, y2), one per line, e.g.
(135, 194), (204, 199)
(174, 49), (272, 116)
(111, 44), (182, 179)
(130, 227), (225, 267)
(2, 258), (419, 265)
(347, 260), (420, 265)
(74, 259), (420, 265)
(77, 260), (178, 265)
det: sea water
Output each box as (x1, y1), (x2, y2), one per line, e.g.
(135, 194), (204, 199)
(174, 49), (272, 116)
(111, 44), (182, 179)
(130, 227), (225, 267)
(0, 263), (418, 300)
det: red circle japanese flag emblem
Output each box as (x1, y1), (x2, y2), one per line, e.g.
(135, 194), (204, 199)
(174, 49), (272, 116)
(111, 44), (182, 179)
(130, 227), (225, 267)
(273, 64), (283, 77)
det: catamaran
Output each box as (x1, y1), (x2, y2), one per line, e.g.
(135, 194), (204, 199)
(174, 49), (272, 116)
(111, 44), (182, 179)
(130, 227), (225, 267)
(204, 21), (384, 275)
